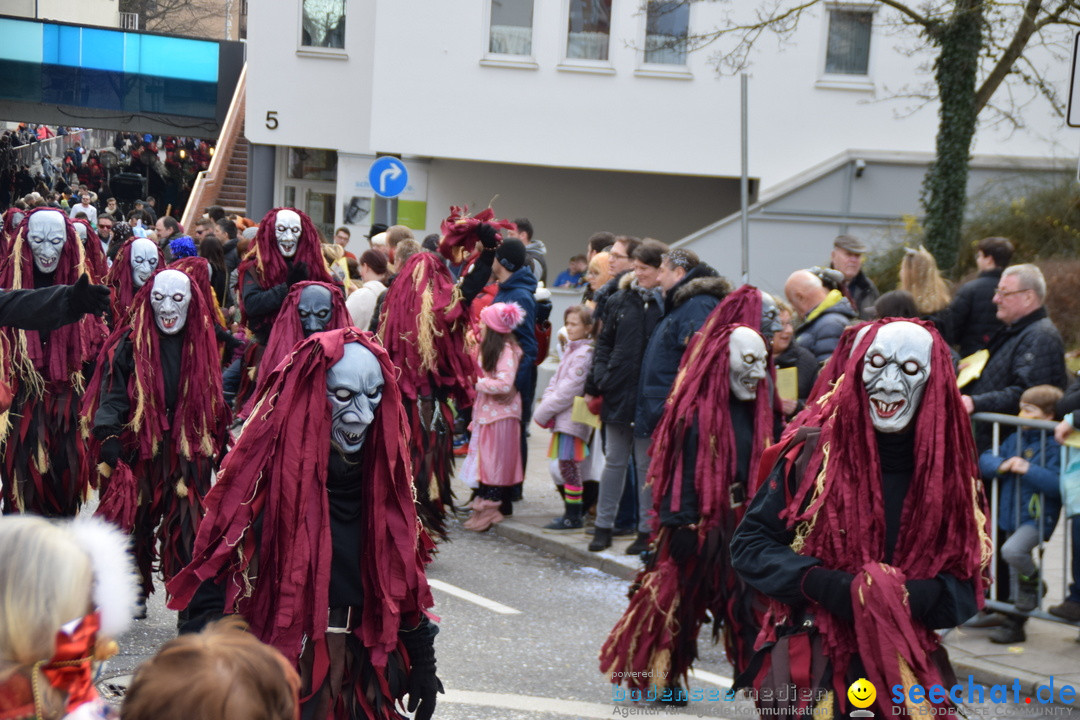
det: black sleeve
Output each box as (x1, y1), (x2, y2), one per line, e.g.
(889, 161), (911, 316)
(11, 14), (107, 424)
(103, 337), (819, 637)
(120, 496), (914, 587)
(731, 459), (820, 607)
(93, 336), (134, 438)
(1056, 374), (1080, 420)
(0, 286), (81, 331)
(458, 249), (496, 305)
(585, 293), (621, 397)
(659, 421), (701, 526)
(908, 574), (978, 629)
(240, 268), (289, 323)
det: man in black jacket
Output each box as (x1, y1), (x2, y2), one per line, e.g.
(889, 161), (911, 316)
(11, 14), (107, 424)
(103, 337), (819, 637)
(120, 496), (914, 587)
(962, 264), (1067, 435)
(936, 236), (1013, 357)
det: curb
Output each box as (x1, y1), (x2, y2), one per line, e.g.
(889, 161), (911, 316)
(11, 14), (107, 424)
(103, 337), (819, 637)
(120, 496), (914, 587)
(490, 519), (639, 582)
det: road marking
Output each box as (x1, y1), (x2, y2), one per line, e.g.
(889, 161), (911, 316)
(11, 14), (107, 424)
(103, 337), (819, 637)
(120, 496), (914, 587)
(427, 579), (521, 615)
(689, 668), (734, 687)
(441, 688), (697, 719)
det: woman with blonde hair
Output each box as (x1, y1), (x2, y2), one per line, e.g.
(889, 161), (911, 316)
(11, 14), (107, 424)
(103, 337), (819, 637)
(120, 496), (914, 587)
(0, 515), (138, 720)
(584, 252), (612, 309)
(899, 245), (951, 315)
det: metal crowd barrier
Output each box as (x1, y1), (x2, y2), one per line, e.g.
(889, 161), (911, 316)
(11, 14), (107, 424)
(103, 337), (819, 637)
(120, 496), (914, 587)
(970, 412), (1077, 627)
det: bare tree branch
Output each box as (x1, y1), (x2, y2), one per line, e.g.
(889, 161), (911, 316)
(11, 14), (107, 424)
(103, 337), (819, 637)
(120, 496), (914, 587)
(974, 0), (1044, 112)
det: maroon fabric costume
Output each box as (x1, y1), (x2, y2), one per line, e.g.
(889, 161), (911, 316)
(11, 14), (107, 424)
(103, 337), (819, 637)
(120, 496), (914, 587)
(376, 253), (474, 541)
(1, 207), (27, 258)
(437, 206), (515, 262)
(739, 319), (991, 716)
(80, 279), (229, 596)
(169, 256), (227, 330)
(0, 208), (108, 516)
(600, 323), (773, 688)
(71, 218), (109, 283)
(105, 237), (164, 327)
(167, 329), (436, 720)
(241, 280), (351, 419)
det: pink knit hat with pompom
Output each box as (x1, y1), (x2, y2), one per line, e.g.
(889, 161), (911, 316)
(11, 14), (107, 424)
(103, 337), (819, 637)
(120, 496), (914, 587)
(480, 301), (526, 334)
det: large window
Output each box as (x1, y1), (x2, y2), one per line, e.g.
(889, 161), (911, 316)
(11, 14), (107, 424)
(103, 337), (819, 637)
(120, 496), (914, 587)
(824, 9), (872, 75)
(567, 0), (612, 61)
(644, 1), (690, 65)
(301, 0), (346, 49)
(489, 0), (534, 56)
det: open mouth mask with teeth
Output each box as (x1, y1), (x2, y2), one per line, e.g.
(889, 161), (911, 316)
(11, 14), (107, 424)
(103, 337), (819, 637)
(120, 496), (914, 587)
(297, 284), (334, 338)
(729, 325), (768, 401)
(861, 321), (932, 433)
(275, 208), (302, 259)
(149, 269), (192, 336)
(327, 343), (384, 454)
(26, 209), (68, 275)
(130, 238), (160, 288)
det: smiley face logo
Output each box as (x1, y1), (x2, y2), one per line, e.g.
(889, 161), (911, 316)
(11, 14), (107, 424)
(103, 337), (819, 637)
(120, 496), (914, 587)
(847, 678), (877, 709)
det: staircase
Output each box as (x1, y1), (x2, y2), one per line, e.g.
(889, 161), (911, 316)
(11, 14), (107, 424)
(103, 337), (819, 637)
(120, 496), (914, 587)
(181, 64), (248, 229)
(217, 132), (248, 217)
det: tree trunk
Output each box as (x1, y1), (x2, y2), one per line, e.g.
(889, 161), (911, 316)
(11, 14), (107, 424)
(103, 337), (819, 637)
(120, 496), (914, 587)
(921, 0), (985, 273)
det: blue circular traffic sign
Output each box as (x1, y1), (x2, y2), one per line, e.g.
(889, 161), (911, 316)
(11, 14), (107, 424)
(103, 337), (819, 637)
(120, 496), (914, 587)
(369, 157), (409, 198)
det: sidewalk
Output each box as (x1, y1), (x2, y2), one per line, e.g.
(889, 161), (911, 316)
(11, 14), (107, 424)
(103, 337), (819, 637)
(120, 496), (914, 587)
(455, 431), (1080, 702)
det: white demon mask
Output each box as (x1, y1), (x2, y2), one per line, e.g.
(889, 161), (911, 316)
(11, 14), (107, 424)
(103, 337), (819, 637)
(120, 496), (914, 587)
(326, 343), (384, 454)
(73, 222), (88, 244)
(130, 238), (160, 288)
(149, 269), (192, 335)
(11, 211), (25, 228)
(275, 209), (302, 259)
(26, 210), (67, 274)
(729, 325), (768, 401)
(298, 284), (334, 338)
(862, 321), (933, 433)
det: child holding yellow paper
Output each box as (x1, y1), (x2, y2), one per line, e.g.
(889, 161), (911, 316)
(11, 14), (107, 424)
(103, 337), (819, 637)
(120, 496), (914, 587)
(534, 305), (595, 530)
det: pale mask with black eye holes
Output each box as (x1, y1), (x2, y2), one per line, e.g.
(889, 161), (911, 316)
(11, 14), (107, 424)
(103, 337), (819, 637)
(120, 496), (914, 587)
(862, 321), (933, 433)
(73, 222), (88, 245)
(26, 210), (67, 275)
(297, 285), (333, 338)
(326, 343), (384, 454)
(149, 269), (192, 335)
(130, 238), (159, 288)
(760, 291), (782, 340)
(275, 209), (302, 259)
(11, 211), (25, 228)
(729, 325), (768, 401)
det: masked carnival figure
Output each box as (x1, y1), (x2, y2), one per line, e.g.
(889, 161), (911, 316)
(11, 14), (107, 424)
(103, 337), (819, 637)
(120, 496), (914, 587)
(105, 236), (163, 327)
(232, 207), (338, 412)
(601, 323), (775, 700)
(81, 269), (230, 603)
(71, 217), (109, 282)
(730, 320), (991, 717)
(376, 252), (474, 541)
(1, 207), (108, 516)
(168, 328), (442, 720)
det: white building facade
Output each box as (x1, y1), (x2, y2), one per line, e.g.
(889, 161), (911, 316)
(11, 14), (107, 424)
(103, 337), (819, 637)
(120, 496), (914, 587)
(244, 0), (1074, 274)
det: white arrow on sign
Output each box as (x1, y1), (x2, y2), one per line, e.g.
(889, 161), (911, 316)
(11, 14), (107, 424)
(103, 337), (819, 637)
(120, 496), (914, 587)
(379, 162), (403, 194)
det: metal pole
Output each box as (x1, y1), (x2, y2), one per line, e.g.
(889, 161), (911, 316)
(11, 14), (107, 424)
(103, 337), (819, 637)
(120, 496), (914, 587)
(740, 73), (750, 284)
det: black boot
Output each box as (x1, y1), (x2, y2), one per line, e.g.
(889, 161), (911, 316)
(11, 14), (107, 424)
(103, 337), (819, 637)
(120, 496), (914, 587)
(589, 526), (613, 552)
(989, 616), (1027, 644)
(625, 531), (651, 555)
(544, 501), (584, 530)
(1014, 571), (1045, 612)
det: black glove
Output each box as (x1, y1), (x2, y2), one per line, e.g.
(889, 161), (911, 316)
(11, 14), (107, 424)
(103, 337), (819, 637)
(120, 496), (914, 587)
(69, 273), (111, 316)
(99, 436), (122, 468)
(475, 223), (499, 251)
(286, 261), (309, 286)
(801, 566), (854, 622)
(667, 526), (698, 565)
(905, 577), (943, 621)
(401, 621), (443, 720)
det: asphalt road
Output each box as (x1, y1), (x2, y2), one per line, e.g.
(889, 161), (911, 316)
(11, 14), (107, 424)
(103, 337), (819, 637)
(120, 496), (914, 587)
(96, 515), (751, 719)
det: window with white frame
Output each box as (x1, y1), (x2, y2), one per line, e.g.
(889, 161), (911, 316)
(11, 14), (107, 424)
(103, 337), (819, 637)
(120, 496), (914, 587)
(489, 0), (535, 56)
(824, 8), (872, 75)
(301, 0), (346, 50)
(644, 1), (689, 65)
(567, 0), (612, 61)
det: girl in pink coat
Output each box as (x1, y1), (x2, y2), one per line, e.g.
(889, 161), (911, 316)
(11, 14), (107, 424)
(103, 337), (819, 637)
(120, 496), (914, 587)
(464, 302), (526, 532)
(534, 305), (595, 530)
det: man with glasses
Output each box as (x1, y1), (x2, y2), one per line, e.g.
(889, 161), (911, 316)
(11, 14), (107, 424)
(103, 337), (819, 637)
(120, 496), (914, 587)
(96, 215), (114, 258)
(591, 235), (640, 328)
(961, 264), (1067, 439)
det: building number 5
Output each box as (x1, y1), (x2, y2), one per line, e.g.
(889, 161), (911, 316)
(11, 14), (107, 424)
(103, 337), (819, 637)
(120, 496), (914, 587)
(265, 111), (279, 130)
